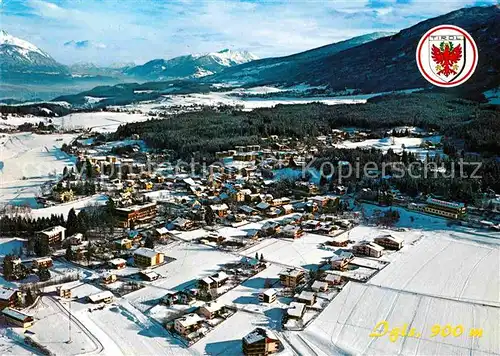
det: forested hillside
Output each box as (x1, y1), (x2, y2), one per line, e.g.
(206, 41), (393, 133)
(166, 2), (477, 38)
(113, 93), (499, 160)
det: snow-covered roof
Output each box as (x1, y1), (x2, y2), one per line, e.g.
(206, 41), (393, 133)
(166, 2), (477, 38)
(312, 281), (328, 290)
(426, 197), (465, 209)
(279, 268), (304, 278)
(297, 291), (316, 302)
(39, 225), (66, 236)
(0, 287), (17, 301)
(375, 235), (403, 244)
(155, 227), (169, 235)
(134, 247), (160, 258)
(175, 313), (202, 327)
(201, 301), (224, 313)
(287, 302), (306, 317)
(109, 258), (127, 265)
(88, 291), (114, 303)
(2, 307), (32, 322)
(243, 327), (279, 344)
(261, 288), (276, 297)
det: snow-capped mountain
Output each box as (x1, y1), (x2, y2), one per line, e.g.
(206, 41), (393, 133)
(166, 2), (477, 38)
(0, 30), (69, 79)
(124, 49), (258, 81)
(207, 32), (394, 85)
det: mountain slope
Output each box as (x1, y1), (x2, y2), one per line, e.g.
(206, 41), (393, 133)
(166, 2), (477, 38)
(124, 49), (258, 81)
(210, 6), (499, 93)
(289, 5), (500, 93)
(0, 30), (69, 82)
(206, 32), (394, 85)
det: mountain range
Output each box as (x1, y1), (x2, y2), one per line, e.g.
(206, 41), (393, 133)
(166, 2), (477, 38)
(207, 5), (499, 94)
(124, 49), (258, 81)
(1, 5), (499, 103)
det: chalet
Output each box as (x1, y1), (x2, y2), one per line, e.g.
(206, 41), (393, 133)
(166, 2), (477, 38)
(424, 197), (466, 219)
(258, 289), (277, 304)
(139, 270), (160, 281)
(301, 220), (321, 231)
(199, 271), (229, 290)
(281, 225), (303, 239)
(353, 242), (384, 258)
(330, 234), (349, 247)
(239, 205), (259, 215)
(68, 233), (83, 245)
(171, 217), (193, 230)
(88, 291), (114, 304)
(260, 221), (281, 236)
(323, 273), (342, 286)
(2, 308), (34, 328)
(279, 268), (305, 288)
(256, 202), (271, 212)
(102, 274), (117, 284)
(242, 327), (281, 356)
(286, 302), (306, 320)
(309, 196), (331, 207)
(37, 225), (66, 246)
(153, 227), (170, 241)
(133, 247), (165, 267)
(199, 301), (224, 319)
(374, 235), (403, 250)
(311, 280), (328, 292)
(0, 288), (19, 309)
(115, 238), (133, 250)
(108, 258), (127, 269)
(114, 202), (157, 228)
(32, 257), (53, 269)
(174, 313), (202, 336)
(296, 291), (316, 306)
(330, 251), (354, 270)
(282, 204), (294, 214)
(266, 207), (282, 218)
(210, 203), (229, 217)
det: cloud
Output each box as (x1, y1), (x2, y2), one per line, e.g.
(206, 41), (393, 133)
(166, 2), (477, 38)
(64, 40), (106, 50)
(0, 0), (496, 65)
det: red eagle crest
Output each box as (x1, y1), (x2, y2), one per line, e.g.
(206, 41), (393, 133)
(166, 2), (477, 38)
(431, 41), (462, 77)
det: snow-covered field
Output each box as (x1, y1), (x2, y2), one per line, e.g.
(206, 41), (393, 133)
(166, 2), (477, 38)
(295, 208), (500, 355)
(125, 242), (239, 312)
(334, 135), (443, 160)
(0, 132), (76, 208)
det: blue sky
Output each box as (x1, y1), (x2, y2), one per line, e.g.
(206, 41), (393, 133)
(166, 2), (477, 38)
(0, 0), (496, 65)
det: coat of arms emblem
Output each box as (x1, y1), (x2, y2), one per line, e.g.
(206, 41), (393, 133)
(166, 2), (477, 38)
(416, 25), (478, 87)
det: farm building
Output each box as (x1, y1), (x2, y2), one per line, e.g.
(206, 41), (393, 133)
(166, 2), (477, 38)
(133, 247), (164, 267)
(374, 235), (403, 250)
(108, 258), (127, 269)
(2, 308), (34, 328)
(242, 327), (281, 356)
(330, 234), (349, 247)
(88, 291), (114, 304)
(353, 242), (384, 258)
